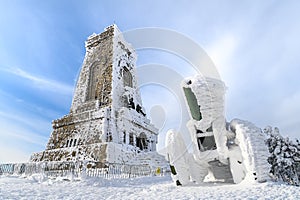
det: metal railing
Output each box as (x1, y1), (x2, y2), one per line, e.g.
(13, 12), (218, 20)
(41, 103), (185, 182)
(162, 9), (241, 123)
(0, 161), (165, 179)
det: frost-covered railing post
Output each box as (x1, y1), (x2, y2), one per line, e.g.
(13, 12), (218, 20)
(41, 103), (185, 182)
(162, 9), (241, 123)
(11, 164), (15, 175)
(41, 162), (46, 177)
(128, 166), (132, 178)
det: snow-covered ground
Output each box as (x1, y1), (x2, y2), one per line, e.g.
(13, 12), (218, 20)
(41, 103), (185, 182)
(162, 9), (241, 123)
(0, 175), (299, 200)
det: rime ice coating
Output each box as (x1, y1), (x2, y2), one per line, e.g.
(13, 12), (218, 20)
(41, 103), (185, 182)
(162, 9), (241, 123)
(30, 25), (166, 168)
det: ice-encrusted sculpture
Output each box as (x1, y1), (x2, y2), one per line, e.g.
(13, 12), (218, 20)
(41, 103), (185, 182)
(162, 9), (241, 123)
(166, 75), (270, 185)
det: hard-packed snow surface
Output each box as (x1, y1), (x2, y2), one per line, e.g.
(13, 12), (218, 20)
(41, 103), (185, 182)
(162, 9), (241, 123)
(0, 175), (299, 200)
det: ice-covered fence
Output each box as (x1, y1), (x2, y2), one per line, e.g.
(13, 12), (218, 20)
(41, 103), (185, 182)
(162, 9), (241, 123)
(0, 161), (157, 179)
(0, 163), (28, 175)
(0, 164), (15, 175)
(85, 162), (153, 178)
(42, 161), (78, 177)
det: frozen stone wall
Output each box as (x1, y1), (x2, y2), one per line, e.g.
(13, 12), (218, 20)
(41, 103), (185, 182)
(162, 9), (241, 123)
(71, 26), (114, 112)
(30, 25), (161, 164)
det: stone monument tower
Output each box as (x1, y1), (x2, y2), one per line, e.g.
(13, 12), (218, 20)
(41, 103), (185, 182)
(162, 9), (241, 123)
(31, 25), (159, 163)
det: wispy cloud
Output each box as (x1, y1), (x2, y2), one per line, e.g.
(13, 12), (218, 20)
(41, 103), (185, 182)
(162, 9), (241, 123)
(0, 120), (47, 163)
(0, 110), (50, 136)
(0, 112), (48, 144)
(0, 143), (30, 163)
(2, 67), (74, 95)
(205, 33), (239, 82)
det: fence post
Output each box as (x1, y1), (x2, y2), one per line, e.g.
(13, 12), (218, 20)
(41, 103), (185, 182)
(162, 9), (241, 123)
(129, 165), (131, 179)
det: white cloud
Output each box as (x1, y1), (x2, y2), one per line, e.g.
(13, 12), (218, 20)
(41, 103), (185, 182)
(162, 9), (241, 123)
(205, 33), (239, 81)
(277, 92), (300, 138)
(279, 92), (300, 117)
(0, 144), (30, 163)
(0, 118), (48, 147)
(0, 116), (48, 163)
(2, 67), (73, 95)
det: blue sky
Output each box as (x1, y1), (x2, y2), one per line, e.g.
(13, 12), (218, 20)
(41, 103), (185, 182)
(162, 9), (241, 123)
(0, 0), (299, 162)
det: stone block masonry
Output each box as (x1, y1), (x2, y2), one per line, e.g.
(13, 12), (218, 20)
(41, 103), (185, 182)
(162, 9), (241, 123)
(31, 25), (161, 165)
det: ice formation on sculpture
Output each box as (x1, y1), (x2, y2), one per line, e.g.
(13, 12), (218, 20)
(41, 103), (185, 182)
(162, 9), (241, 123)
(166, 129), (208, 185)
(30, 25), (166, 167)
(166, 75), (270, 185)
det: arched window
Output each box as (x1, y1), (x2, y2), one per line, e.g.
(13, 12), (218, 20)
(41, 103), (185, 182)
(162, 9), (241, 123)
(123, 132), (126, 143)
(123, 67), (133, 87)
(87, 63), (101, 101)
(98, 71), (111, 105)
(73, 139), (77, 147)
(129, 133), (134, 145)
(136, 133), (147, 150)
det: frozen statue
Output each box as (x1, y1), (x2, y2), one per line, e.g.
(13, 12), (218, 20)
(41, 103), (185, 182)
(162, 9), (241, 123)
(166, 75), (270, 185)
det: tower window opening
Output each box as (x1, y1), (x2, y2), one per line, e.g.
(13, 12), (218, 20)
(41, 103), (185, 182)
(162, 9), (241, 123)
(129, 133), (134, 145)
(87, 63), (101, 101)
(123, 132), (126, 143)
(73, 139), (77, 147)
(123, 67), (133, 87)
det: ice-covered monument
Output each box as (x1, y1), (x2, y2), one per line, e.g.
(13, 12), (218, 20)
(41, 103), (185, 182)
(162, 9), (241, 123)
(166, 75), (270, 185)
(31, 25), (165, 165)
